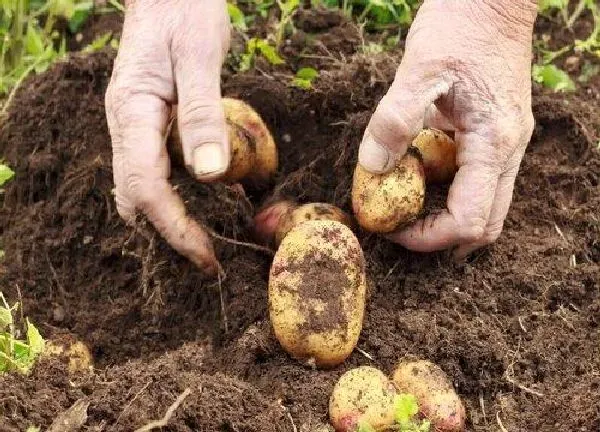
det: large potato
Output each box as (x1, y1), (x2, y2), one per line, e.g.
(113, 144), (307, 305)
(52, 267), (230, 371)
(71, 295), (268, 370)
(268, 220), (366, 367)
(166, 97), (278, 183)
(351, 150), (425, 233)
(392, 359), (466, 431)
(254, 201), (354, 247)
(411, 128), (457, 184)
(329, 366), (397, 432)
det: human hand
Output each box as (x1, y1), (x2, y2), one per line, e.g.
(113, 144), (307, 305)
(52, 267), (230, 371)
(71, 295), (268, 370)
(105, 0), (231, 276)
(358, 0), (537, 259)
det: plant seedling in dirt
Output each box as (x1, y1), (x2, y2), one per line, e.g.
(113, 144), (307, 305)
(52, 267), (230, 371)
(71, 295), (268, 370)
(0, 291), (45, 374)
(532, 63), (576, 92)
(0, 162), (15, 187)
(274, 0), (300, 49)
(239, 37), (285, 71)
(292, 66), (319, 89)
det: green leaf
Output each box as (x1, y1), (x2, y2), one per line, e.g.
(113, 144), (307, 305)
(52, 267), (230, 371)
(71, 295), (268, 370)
(227, 3), (247, 31)
(68, 2), (93, 33)
(538, 0), (568, 13)
(25, 24), (46, 56)
(0, 308), (12, 329)
(295, 67), (318, 80)
(83, 31), (113, 53)
(0, 164), (15, 186)
(26, 318), (44, 358)
(246, 38), (284, 66)
(578, 61), (600, 82)
(532, 64), (576, 92)
(394, 393), (419, 424)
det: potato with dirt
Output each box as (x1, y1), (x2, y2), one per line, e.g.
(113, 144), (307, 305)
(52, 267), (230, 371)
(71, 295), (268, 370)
(352, 148), (426, 233)
(329, 366), (397, 432)
(268, 220), (366, 368)
(45, 334), (93, 375)
(411, 128), (457, 184)
(167, 97), (278, 184)
(392, 359), (466, 431)
(254, 200), (354, 247)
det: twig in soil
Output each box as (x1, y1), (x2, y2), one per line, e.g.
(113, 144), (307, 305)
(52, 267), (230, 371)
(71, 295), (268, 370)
(496, 412), (509, 432)
(217, 271), (229, 334)
(517, 316), (527, 333)
(208, 230), (274, 256)
(133, 388), (192, 432)
(504, 374), (544, 397)
(356, 347), (374, 361)
(479, 393), (487, 425)
(45, 252), (68, 299)
(278, 400), (298, 432)
(115, 380), (152, 427)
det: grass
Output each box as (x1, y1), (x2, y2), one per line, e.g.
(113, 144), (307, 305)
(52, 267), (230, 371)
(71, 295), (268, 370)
(0, 0), (123, 114)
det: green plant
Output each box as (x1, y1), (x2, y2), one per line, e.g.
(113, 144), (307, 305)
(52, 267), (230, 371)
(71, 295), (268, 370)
(353, 393), (430, 432)
(0, 291), (45, 374)
(291, 66), (318, 89)
(239, 37), (285, 71)
(532, 63), (576, 92)
(0, 163), (15, 186)
(275, 0), (300, 48)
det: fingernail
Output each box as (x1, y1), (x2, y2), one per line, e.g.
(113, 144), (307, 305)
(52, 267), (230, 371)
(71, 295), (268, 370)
(358, 131), (392, 173)
(193, 143), (227, 179)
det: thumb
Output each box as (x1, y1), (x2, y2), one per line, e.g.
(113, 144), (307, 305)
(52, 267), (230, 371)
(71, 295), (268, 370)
(358, 70), (451, 174)
(171, 2), (231, 181)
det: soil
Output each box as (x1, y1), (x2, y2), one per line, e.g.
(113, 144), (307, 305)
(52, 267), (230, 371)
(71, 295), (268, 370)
(1, 8), (599, 432)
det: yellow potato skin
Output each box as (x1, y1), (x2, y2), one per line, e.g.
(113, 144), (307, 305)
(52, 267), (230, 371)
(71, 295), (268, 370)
(268, 220), (366, 368)
(222, 98), (278, 182)
(412, 128), (457, 184)
(45, 338), (93, 374)
(166, 98), (278, 183)
(329, 366), (397, 432)
(352, 151), (425, 233)
(392, 360), (466, 432)
(274, 203), (354, 246)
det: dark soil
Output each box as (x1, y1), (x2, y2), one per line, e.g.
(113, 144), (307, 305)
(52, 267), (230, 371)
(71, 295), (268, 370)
(1, 8), (599, 432)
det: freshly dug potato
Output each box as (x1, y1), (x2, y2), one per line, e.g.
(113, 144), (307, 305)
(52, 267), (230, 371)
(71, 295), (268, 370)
(411, 128), (457, 184)
(167, 97), (278, 183)
(352, 149), (425, 233)
(392, 359), (466, 431)
(254, 200), (354, 247)
(268, 220), (366, 368)
(329, 366), (397, 432)
(44, 334), (93, 374)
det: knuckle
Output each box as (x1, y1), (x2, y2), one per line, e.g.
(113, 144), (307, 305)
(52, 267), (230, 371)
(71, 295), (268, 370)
(372, 94), (414, 141)
(457, 217), (487, 243)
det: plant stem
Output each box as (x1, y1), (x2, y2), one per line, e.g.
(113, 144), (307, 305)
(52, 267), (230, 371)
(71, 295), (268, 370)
(566, 0), (586, 29)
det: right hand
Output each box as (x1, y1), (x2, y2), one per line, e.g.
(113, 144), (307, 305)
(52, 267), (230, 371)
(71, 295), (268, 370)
(105, 0), (231, 276)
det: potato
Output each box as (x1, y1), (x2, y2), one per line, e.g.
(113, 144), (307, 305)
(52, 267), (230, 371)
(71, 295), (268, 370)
(351, 149), (425, 233)
(254, 200), (354, 247)
(411, 128), (457, 184)
(44, 335), (93, 374)
(166, 97), (278, 183)
(268, 220), (366, 367)
(392, 359), (466, 431)
(329, 366), (397, 432)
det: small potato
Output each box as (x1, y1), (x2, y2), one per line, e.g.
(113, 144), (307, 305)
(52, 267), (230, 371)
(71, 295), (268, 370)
(45, 335), (93, 374)
(329, 366), (397, 432)
(392, 359), (466, 432)
(411, 128), (457, 184)
(351, 150), (425, 233)
(268, 220), (366, 368)
(166, 97), (278, 183)
(254, 201), (354, 247)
